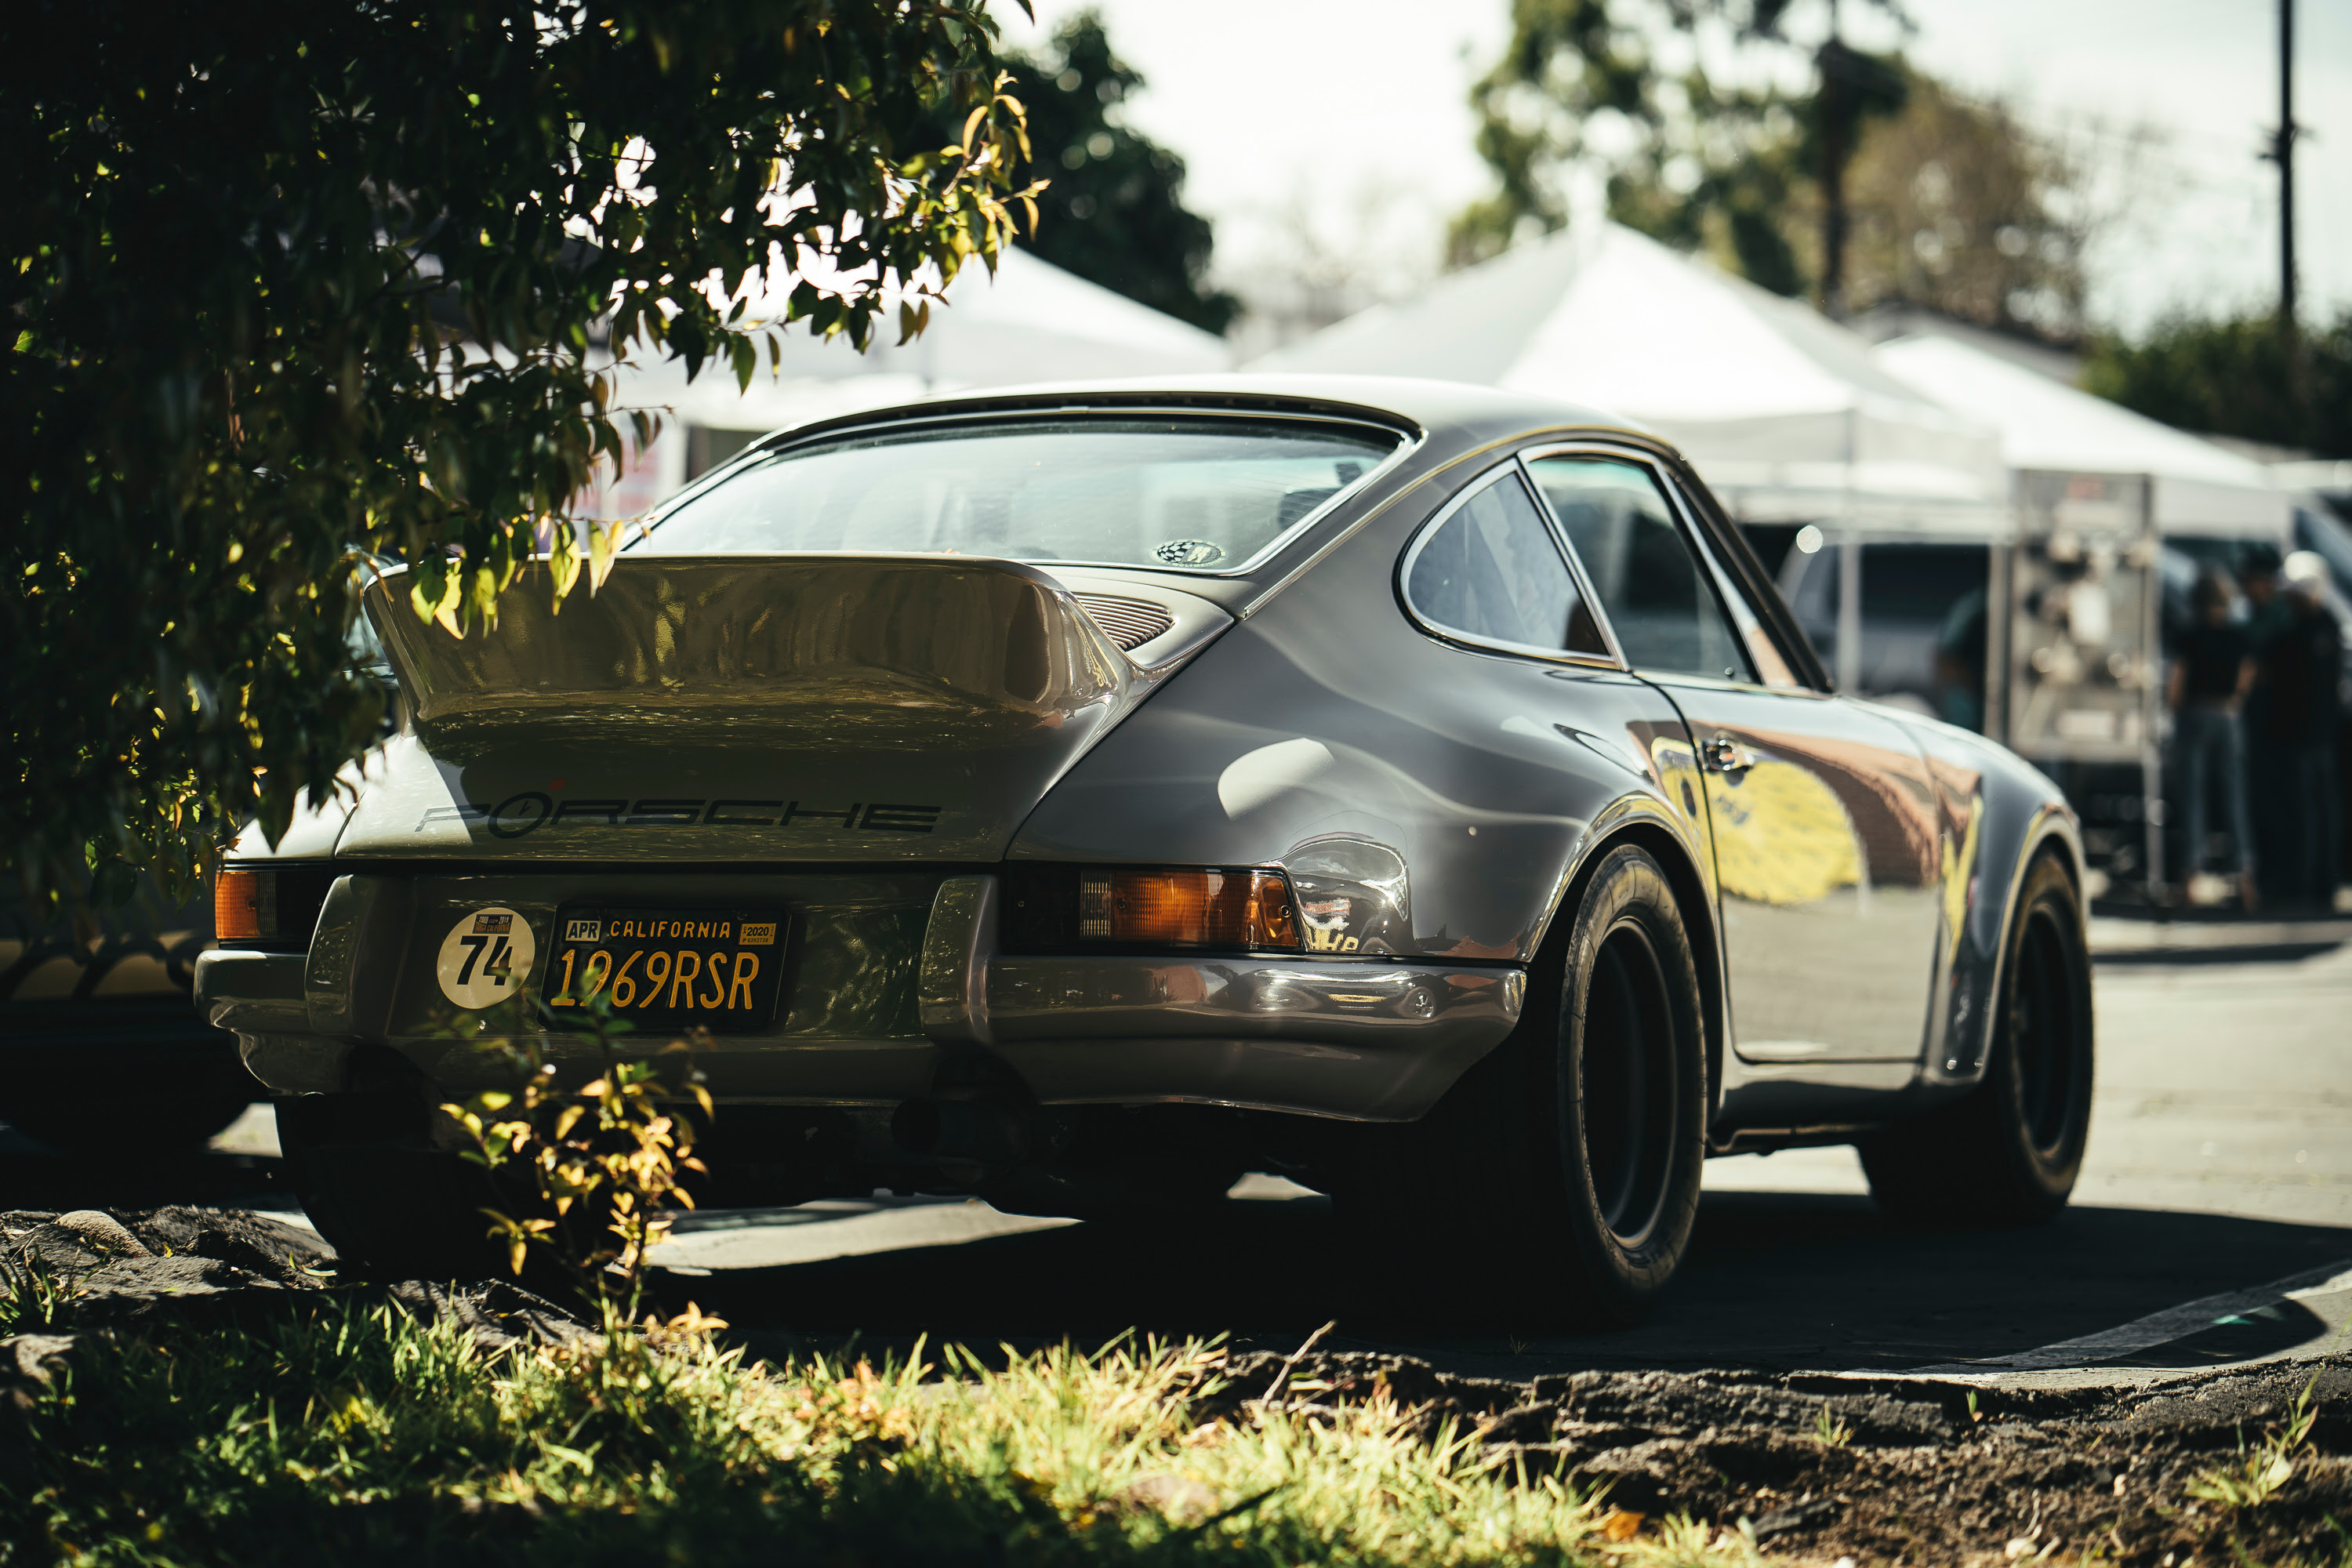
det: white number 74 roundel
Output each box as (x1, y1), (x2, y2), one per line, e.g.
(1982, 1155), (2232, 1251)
(435, 907), (538, 1009)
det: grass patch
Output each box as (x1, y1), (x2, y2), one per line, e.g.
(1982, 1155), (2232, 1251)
(1, 1298), (1628, 1566)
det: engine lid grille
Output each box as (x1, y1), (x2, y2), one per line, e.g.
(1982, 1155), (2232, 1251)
(1074, 593), (1175, 652)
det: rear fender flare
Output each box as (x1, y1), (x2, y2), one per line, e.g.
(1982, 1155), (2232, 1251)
(1525, 802), (1727, 1124)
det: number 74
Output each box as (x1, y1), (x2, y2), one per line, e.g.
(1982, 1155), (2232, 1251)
(457, 933), (514, 988)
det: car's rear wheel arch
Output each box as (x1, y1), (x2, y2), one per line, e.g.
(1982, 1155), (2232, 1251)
(1537, 819), (1724, 1123)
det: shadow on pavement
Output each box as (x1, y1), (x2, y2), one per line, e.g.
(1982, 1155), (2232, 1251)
(2107, 1296), (2336, 1368)
(11, 1108), (2343, 1384)
(1543, 1192), (2349, 1374)
(2094, 942), (2344, 966)
(0, 1123), (291, 1212)
(678, 1187), (2352, 1377)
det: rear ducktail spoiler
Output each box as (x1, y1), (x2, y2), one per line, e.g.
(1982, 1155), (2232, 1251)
(365, 554), (1131, 746)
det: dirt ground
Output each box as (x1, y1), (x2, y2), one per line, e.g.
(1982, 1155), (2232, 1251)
(6, 1204), (2350, 1564)
(1192, 1348), (2352, 1566)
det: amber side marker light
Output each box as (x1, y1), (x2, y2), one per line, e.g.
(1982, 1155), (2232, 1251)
(212, 868), (275, 941)
(1079, 867), (1300, 951)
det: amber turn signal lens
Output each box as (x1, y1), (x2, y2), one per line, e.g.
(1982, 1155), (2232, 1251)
(212, 868), (272, 941)
(1080, 867), (1300, 950)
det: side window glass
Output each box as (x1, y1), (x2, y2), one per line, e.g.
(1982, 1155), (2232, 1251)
(1690, 529), (1802, 689)
(1406, 473), (1610, 656)
(1526, 456), (1752, 682)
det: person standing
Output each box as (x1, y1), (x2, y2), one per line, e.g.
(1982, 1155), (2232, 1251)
(2239, 553), (2297, 903)
(2167, 570), (2259, 909)
(2263, 559), (2345, 909)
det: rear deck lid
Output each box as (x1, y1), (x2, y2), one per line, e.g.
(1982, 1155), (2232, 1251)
(336, 556), (1134, 862)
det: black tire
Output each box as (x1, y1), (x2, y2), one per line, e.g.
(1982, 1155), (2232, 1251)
(276, 1094), (514, 1282)
(1345, 844), (1708, 1327)
(1859, 851), (2094, 1226)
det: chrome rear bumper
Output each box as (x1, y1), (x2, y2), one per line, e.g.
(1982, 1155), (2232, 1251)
(194, 873), (1524, 1122)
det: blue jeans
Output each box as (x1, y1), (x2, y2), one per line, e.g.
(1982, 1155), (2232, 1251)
(2177, 704), (2255, 876)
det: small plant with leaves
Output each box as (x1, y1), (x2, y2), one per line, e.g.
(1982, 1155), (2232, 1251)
(1620, 1511), (1767, 1567)
(2186, 1377), (2321, 1510)
(0, 1256), (77, 1335)
(438, 990), (712, 1339)
(1807, 1404), (1854, 1449)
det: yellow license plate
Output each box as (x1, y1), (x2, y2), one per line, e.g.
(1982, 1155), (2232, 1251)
(546, 908), (786, 1033)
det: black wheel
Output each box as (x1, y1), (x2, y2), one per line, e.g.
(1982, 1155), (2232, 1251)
(1344, 844), (1707, 1327)
(276, 1094), (514, 1281)
(1859, 852), (2094, 1226)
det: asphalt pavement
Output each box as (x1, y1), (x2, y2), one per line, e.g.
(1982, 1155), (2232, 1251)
(648, 918), (2352, 1386)
(5, 915), (2347, 1391)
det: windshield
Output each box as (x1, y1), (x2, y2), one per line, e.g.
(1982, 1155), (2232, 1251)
(632, 417), (1400, 572)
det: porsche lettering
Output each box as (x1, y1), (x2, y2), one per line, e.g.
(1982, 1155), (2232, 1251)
(412, 798), (942, 836)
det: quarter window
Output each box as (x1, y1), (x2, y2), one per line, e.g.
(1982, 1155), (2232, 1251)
(1406, 474), (1610, 657)
(1526, 456), (1751, 682)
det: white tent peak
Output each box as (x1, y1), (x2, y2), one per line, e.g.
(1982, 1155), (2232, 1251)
(919, 245), (1230, 361)
(1509, 226), (1957, 425)
(1252, 222), (2007, 535)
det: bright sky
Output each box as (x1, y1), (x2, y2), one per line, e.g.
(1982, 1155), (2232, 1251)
(990, 0), (2351, 336)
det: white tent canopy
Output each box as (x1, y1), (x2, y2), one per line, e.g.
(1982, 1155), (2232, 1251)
(585, 248), (1232, 514)
(1250, 223), (2009, 539)
(1870, 334), (2293, 541)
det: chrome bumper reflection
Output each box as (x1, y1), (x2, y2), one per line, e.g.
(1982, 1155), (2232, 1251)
(986, 956), (1520, 1043)
(981, 956), (1524, 1120)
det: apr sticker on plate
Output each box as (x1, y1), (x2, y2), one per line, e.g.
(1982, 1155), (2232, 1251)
(435, 906), (537, 1010)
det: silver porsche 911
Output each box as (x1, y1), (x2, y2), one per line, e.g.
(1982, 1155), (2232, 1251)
(198, 376), (2093, 1321)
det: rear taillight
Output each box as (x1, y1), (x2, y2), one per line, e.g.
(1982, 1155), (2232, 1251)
(211, 865), (335, 946)
(1080, 867), (1299, 949)
(213, 868), (275, 941)
(1002, 865), (1301, 953)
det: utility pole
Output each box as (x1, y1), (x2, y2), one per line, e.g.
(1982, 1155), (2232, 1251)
(2265, 0), (2299, 347)
(1818, 0), (1849, 319)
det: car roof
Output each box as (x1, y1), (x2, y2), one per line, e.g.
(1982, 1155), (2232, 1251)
(757, 372), (1671, 463)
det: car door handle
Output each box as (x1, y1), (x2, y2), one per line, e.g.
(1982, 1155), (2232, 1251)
(1699, 735), (1757, 774)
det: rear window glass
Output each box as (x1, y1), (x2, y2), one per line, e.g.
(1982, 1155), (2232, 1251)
(632, 417), (1399, 572)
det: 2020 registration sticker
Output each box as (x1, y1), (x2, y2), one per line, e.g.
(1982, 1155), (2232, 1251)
(435, 906), (536, 1009)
